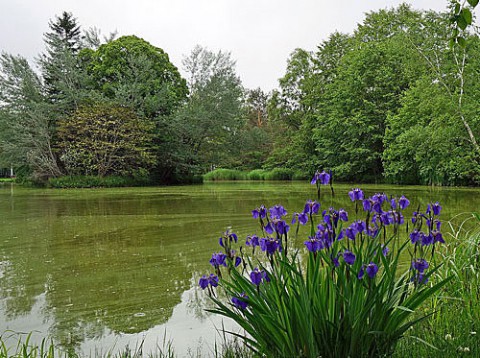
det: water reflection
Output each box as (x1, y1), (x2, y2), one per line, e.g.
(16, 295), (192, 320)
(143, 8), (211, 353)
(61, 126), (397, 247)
(0, 182), (479, 354)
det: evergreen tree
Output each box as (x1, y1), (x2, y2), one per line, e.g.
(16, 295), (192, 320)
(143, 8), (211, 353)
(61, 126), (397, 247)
(39, 11), (85, 111)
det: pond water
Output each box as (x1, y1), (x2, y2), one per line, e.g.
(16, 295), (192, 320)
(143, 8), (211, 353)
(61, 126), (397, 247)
(0, 182), (479, 356)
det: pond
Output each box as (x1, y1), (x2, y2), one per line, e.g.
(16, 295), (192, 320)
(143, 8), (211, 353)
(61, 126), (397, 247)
(0, 182), (479, 356)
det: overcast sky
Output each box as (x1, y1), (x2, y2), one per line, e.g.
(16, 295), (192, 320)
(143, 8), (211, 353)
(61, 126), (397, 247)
(0, 0), (451, 91)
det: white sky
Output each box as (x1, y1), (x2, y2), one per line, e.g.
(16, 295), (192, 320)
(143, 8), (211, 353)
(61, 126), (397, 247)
(0, 0), (450, 92)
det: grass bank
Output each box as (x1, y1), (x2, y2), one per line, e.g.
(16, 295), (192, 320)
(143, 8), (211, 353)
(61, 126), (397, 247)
(203, 168), (310, 181)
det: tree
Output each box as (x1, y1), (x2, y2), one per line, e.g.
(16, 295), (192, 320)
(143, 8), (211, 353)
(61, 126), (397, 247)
(57, 103), (155, 177)
(0, 53), (63, 179)
(39, 11), (86, 111)
(84, 35), (187, 118)
(171, 46), (245, 173)
(246, 88), (269, 128)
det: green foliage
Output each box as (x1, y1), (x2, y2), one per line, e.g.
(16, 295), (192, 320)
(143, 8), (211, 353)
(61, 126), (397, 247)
(383, 70), (480, 185)
(84, 35), (187, 118)
(292, 170), (309, 180)
(246, 169), (267, 181)
(266, 5), (480, 186)
(171, 46), (246, 174)
(57, 103), (156, 177)
(203, 169), (247, 181)
(0, 53), (63, 180)
(263, 168), (294, 180)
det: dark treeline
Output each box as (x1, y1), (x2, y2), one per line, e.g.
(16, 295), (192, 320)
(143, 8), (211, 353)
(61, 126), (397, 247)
(0, 4), (479, 186)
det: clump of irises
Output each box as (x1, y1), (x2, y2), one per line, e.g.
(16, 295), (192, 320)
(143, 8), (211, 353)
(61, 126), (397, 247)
(199, 171), (451, 358)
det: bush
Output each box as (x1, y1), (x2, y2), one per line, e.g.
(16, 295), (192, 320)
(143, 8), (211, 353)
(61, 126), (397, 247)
(199, 176), (450, 357)
(247, 169), (267, 181)
(263, 168), (294, 180)
(292, 170), (310, 180)
(203, 169), (247, 181)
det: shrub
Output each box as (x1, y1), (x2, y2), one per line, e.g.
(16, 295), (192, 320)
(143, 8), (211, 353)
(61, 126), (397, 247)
(203, 169), (247, 181)
(247, 169), (267, 181)
(292, 170), (310, 180)
(263, 168), (294, 180)
(199, 171), (450, 358)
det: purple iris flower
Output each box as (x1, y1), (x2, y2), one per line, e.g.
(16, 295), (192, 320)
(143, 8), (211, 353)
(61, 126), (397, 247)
(260, 237), (282, 255)
(231, 293), (248, 310)
(338, 209), (348, 222)
(358, 267), (365, 280)
(372, 201), (383, 214)
(410, 229), (421, 244)
(199, 274), (219, 289)
(337, 230), (344, 240)
(209, 274), (219, 287)
(226, 230), (238, 242)
(250, 267), (266, 286)
(199, 275), (209, 289)
(267, 218), (290, 235)
(316, 228), (333, 249)
(411, 211), (418, 224)
(252, 205), (267, 219)
(275, 219), (290, 235)
(373, 193), (388, 204)
(365, 262), (379, 279)
(399, 195), (410, 210)
(292, 212), (309, 225)
(369, 194), (386, 213)
(343, 250), (356, 265)
(431, 230), (445, 244)
(348, 188), (364, 201)
(265, 222), (274, 234)
(219, 230), (238, 247)
(412, 258), (429, 273)
(311, 170), (330, 185)
(269, 205), (288, 219)
(354, 220), (366, 233)
(380, 211), (395, 226)
(304, 236), (321, 252)
(332, 255), (340, 267)
(246, 235), (260, 248)
(390, 198), (397, 210)
(412, 272), (429, 285)
(363, 199), (372, 212)
(303, 200), (321, 215)
(382, 245), (390, 257)
(210, 252), (227, 267)
(421, 232), (434, 246)
(432, 202), (442, 216)
(235, 257), (242, 267)
(366, 227), (378, 238)
(344, 225), (357, 240)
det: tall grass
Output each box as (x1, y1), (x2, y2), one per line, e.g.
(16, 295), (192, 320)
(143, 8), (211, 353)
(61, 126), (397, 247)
(262, 168), (293, 180)
(394, 212), (480, 357)
(203, 169), (247, 181)
(203, 168), (307, 181)
(0, 332), (57, 358)
(246, 170), (267, 181)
